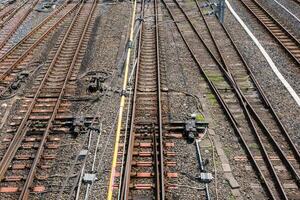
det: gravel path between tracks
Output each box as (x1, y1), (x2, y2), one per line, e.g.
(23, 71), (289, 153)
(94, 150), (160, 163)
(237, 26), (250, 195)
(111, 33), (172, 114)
(69, 2), (131, 199)
(75, 2), (131, 199)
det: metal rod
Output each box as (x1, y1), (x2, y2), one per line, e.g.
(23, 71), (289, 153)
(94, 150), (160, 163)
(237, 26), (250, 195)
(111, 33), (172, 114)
(195, 139), (210, 200)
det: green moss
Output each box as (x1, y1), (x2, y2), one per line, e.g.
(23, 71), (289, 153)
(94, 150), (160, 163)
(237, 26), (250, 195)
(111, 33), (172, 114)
(223, 147), (232, 157)
(228, 194), (236, 200)
(238, 75), (249, 81)
(207, 74), (225, 83)
(196, 113), (205, 121)
(201, 7), (212, 15)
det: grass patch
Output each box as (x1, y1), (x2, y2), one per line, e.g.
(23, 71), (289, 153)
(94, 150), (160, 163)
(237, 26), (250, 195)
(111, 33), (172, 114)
(249, 143), (259, 149)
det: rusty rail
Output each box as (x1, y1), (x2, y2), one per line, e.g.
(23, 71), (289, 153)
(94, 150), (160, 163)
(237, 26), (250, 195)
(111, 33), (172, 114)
(119, 0), (165, 199)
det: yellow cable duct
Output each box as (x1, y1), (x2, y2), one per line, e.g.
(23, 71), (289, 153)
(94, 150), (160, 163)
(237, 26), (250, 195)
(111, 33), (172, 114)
(106, 0), (137, 199)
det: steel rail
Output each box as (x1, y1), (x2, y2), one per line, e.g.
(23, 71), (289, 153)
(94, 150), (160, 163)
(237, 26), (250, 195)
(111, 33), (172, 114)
(240, 0), (300, 66)
(0, 0), (87, 198)
(120, 0), (165, 199)
(195, 0), (300, 186)
(52, 5), (120, 199)
(217, 1), (300, 164)
(0, 2), (79, 84)
(117, 9), (143, 199)
(162, 0), (298, 198)
(155, 0), (165, 197)
(219, 25), (300, 185)
(0, 0), (86, 179)
(120, 0), (147, 198)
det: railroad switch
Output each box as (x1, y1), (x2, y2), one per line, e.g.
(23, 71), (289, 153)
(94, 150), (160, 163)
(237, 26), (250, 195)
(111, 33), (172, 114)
(83, 173), (97, 184)
(185, 118), (198, 143)
(87, 75), (107, 93)
(70, 117), (87, 137)
(10, 72), (29, 90)
(167, 114), (208, 143)
(63, 117), (93, 136)
(201, 0), (225, 23)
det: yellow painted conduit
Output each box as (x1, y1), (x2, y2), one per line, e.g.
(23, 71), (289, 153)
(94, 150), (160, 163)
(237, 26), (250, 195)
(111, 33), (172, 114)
(107, 0), (137, 199)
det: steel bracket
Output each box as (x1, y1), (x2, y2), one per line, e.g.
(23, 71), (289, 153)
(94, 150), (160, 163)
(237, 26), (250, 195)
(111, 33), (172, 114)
(120, 89), (128, 97)
(127, 40), (133, 49)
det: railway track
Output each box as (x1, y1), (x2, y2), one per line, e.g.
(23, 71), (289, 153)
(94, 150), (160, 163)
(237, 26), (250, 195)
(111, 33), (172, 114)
(240, 0), (300, 66)
(162, 0), (300, 199)
(0, 0), (40, 51)
(0, 0), (97, 198)
(0, 2), (80, 96)
(116, 0), (167, 199)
